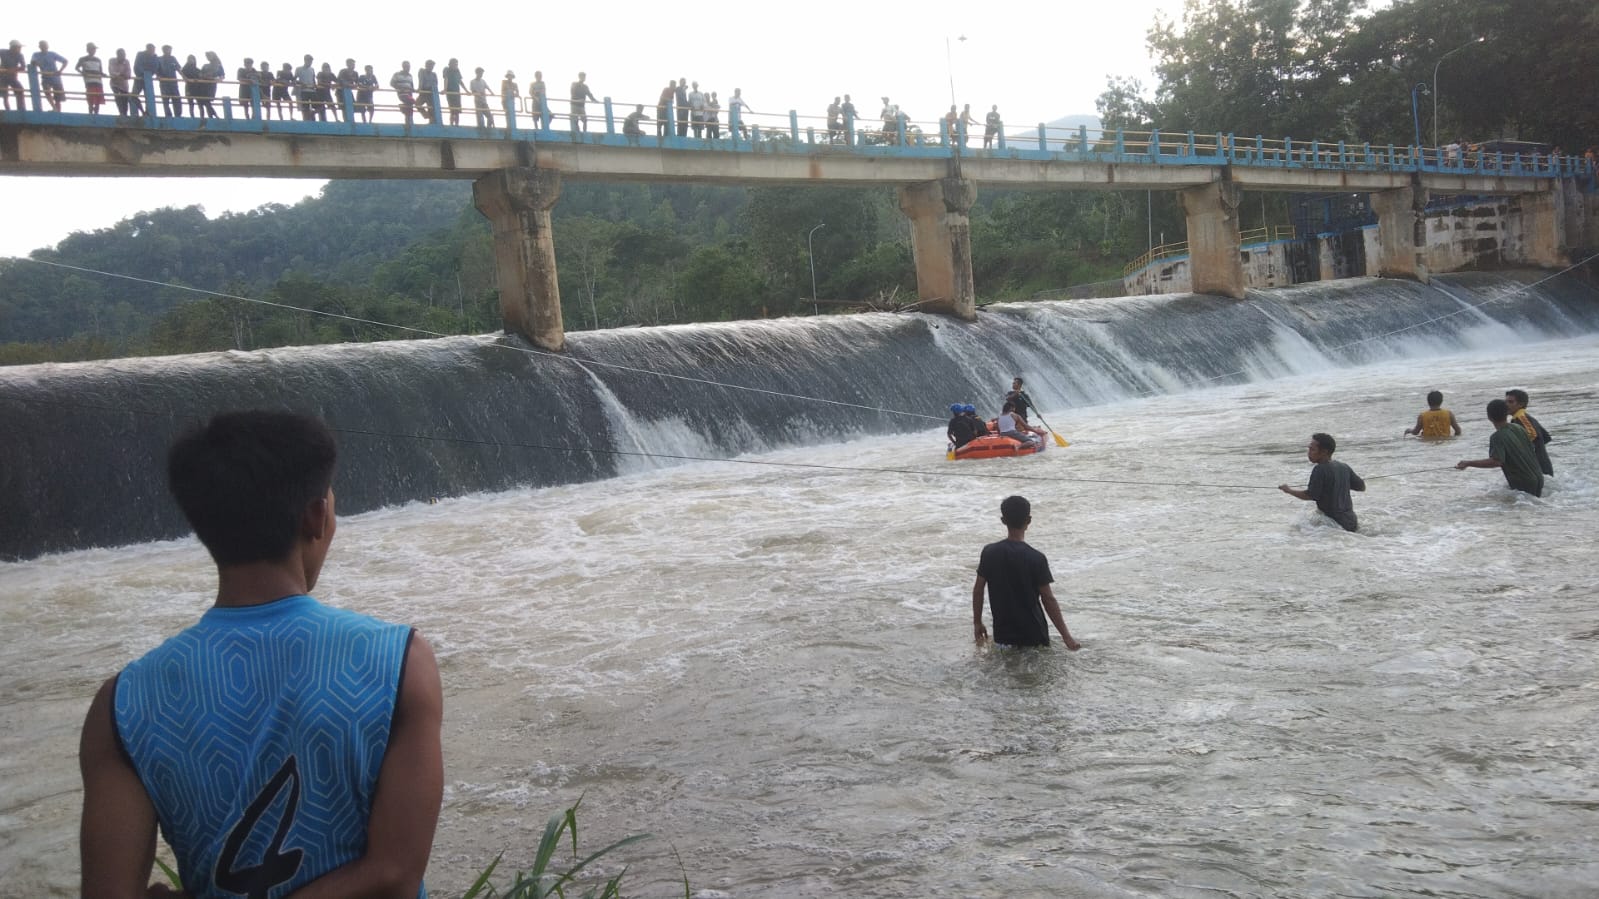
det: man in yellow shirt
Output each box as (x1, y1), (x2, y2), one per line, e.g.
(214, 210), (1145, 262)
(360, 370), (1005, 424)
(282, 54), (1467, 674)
(1404, 390), (1461, 438)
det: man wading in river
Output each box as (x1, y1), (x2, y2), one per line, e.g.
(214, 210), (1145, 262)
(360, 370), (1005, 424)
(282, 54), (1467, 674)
(972, 495), (1081, 650)
(1279, 432), (1366, 532)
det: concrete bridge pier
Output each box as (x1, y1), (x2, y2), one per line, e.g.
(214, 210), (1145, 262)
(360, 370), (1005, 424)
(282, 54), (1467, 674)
(897, 177), (977, 320)
(473, 167), (566, 351)
(1371, 184), (1429, 282)
(1520, 177), (1569, 268)
(1179, 181), (1246, 299)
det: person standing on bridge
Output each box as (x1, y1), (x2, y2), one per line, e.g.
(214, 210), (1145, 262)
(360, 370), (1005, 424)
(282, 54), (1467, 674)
(417, 60), (439, 124)
(30, 40), (68, 112)
(389, 60), (415, 124)
(840, 94), (858, 143)
(0, 40), (25, 110)
(236, 57), (257, 119)
(443, 58), (463, 126)
(687, 80), (705, 138)
(156, 46), (181, 117)
(198, 51), (224, 120)
(75, 43), (105, 114)
(315, 61), (338, 122)
(569, 71), (596, 137)
(656, 79), (675, 138)
(984, 104), (1001, 149)
(528, 70), (548, 127)
(729, 87), (751, 139)
(960, 103), (978, 147)
(356, 64), (377, 122)
(272, 61), (292, 120)
(179, 53), (202, 117)
(470, 67), (494, 129)
(674, 75), (689, 137)
(338, 58), (360, 122)
(827, 96), (843, 143)
(294, 54), (317, 121)
(499, 71), (519, 125)
(108, 48), (134, 115)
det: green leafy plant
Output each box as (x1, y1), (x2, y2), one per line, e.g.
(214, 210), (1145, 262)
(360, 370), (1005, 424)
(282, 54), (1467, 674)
(459, 796), (659, 899)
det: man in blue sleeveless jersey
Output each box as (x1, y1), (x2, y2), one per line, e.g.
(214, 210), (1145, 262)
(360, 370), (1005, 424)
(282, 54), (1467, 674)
(79, 410), (443, 898)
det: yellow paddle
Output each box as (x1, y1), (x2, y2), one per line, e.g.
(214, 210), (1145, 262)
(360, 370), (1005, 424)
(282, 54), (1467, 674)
(1028, 405), (1071, 448)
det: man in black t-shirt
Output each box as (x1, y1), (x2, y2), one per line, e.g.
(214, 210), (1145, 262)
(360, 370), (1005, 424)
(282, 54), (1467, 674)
(1003, 376), (1033, 421)
(1279, 432), (1366, 531)
(972, 496), (1082, 650)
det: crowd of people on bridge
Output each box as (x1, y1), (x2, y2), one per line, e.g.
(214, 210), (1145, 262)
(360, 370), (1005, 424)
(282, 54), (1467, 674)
(1, 34), (1016, 148)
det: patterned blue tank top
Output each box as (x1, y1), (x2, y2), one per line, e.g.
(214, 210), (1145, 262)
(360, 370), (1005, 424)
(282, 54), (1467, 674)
(114, 594), (419, 898)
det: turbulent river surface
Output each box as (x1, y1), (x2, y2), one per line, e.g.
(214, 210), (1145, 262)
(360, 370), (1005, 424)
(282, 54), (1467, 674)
(4, 334), (1599, 897)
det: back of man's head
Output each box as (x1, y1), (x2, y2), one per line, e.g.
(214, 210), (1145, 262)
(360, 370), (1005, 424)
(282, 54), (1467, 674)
(1000, 495), (1031, 529)
(167, 410), (337, 566)
(1311, 432), (1336, 455)
(1486, 398), (1510, 423)
(1427, 390), (1443, 407)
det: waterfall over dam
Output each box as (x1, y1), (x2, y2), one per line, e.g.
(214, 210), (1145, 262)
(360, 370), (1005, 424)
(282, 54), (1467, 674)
(3, 270), (1596, 560)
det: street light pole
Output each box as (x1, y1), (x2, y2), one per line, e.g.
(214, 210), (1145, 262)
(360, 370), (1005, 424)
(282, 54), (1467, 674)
(807, 222), (825, 315)
(1410, 82), (1428, 165)
(1432, 36), (1485, 150)
(945, 35), (965, 108)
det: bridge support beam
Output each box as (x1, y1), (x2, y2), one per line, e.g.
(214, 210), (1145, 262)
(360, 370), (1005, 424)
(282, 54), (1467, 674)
(1371, 185), (1429, 283)
(1179, 181), (1246, 299)
(896, 177), (977, 320)
(1519, 178), (1568, 268)
(473, 167), (565, 351)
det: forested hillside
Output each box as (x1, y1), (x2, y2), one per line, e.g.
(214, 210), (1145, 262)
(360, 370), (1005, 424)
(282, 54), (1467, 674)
(3, 0), (1592, 364)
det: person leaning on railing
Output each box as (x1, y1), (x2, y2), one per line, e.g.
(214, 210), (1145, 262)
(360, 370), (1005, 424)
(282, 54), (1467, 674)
(108, 48), (136, 115)
(0, 39), (26, 109)
(29, 40), (69, 112)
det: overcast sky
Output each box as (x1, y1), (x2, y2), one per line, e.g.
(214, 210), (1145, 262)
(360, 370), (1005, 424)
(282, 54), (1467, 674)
(2, 0), (1191, 259)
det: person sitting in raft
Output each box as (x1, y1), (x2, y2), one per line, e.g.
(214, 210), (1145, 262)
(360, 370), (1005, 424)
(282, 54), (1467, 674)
(962, 404), (988, 436)
(947, 403), (983, 449)
(996, 401), (1039, 448)
(1404, 390), (1462, 438)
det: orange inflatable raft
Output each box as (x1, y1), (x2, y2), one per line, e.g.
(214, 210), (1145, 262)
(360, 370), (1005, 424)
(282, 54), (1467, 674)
(951, 422), (1046, 460)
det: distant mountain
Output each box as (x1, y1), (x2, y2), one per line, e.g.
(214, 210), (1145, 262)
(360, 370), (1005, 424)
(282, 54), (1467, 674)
(1004, 114), (1105, 150)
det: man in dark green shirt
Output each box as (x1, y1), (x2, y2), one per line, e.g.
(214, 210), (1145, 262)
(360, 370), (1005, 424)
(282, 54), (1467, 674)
(1457, 398), (1543, 496)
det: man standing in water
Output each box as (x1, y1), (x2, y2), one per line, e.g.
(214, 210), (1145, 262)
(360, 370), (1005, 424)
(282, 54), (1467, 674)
(1456, 398), (1544, 496)
(79, 411), (442, 897)
(972, 495), (1081, 650)
(1504, 388), (1553, 476)
(1279, 432), (1366, 532)
(1404, 390), (1461, 438)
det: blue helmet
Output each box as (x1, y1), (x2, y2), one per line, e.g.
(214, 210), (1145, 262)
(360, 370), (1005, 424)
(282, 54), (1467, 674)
(950, 403), (964, 414)
(962, 404), (976, 414)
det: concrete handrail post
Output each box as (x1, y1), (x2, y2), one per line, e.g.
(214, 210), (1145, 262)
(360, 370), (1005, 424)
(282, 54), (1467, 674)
(893, 113), (902, 146)
(997, 127), (1005, 151)
(504, 95), (516, 135)
(1079, 125), (1089, 155)
(792, 110), (801, 143)
(223, 96), (233, 120)
(27, 68), (41, 112)
(343, 91), (355, 133)
(729, 105), (739, 143)
(845, 110), (854, 145)
(1188, 130), (1197, 158)
(603, 97), (614, 134)
(250, 83), (261, 121)
(142, 72), (156, 125)
(1152, 129), (1162, 158)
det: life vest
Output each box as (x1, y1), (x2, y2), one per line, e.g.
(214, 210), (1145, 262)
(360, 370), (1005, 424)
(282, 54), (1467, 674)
(1418, 408), (1452, 438)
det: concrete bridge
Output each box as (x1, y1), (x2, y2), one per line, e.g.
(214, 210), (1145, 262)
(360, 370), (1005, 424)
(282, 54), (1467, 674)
(1, 75), (1584, 350)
